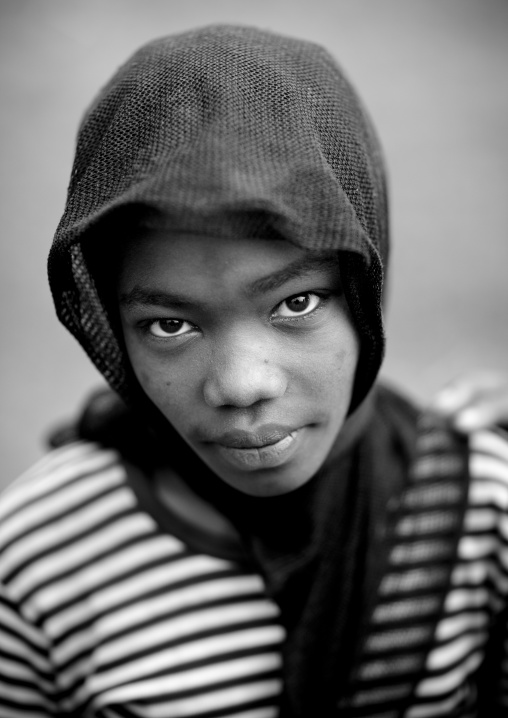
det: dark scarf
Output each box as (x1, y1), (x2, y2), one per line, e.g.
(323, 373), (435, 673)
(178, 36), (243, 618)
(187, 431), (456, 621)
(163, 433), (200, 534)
(52, 382), (420, 716)
(174, 384), (419, 716)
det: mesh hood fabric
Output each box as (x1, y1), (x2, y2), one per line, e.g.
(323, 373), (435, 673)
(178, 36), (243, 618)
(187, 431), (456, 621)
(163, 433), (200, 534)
(48, 24), (389, 409)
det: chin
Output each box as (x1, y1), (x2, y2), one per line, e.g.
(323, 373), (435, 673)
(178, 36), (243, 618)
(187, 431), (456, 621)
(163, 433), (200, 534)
(193, 423), (335, 497)
(216, 465), (317, 497)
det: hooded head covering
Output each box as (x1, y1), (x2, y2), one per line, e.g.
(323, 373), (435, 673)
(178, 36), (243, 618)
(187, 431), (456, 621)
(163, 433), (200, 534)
(48, 26), (394, 715)
(48, 23), (388, 412)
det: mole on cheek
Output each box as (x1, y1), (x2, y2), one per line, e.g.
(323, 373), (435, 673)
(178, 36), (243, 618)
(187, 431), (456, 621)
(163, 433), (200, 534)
(335, 349), (347, 366)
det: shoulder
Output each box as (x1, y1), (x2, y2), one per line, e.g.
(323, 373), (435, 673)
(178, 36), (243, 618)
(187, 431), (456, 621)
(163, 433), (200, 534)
(468, 428), (508, 505)
(458, 428), (508, 572)
(0, 441), (127, 564)
(1, 440), (124, 516)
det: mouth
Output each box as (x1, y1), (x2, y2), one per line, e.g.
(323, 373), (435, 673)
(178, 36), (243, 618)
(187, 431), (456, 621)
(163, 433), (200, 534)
(209, 424), (303, 471)
(214, 424), (297, 449)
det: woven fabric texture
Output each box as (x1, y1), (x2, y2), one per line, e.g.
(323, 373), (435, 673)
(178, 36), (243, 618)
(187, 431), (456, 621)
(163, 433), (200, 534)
(48, 24), (388, 409)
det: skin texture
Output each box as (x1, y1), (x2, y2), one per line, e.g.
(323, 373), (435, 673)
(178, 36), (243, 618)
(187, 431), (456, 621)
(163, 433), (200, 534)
(117, 230), (360, 496)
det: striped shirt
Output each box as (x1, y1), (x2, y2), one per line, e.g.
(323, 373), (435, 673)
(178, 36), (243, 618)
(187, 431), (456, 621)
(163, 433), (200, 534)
(1, 429), (508, 717)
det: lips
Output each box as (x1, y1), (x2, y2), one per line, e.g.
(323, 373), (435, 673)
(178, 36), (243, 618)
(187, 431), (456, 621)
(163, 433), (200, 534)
(213, 424), (298, 449)
(206, 424), (303, 471)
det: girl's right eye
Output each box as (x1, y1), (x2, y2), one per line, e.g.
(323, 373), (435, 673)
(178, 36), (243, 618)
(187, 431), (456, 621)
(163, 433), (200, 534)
(147, 319), (195, 338)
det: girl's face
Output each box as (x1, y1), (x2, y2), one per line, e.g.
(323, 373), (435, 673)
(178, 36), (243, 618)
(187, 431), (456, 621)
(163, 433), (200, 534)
(118, 230), (360, 496)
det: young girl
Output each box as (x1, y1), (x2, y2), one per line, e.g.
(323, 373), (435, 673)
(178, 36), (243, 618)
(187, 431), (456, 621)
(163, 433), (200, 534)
(1, 25), (508, 718)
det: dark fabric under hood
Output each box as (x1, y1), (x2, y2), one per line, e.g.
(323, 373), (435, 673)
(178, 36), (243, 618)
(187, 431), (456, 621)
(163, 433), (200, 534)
(48, 24), (389, 410)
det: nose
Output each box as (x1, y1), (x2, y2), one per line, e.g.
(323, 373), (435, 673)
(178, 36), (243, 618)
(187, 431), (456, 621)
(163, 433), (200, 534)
(203, 329), (287, 409)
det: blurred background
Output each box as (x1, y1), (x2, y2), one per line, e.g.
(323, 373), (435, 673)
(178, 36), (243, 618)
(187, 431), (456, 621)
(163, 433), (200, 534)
(1, 0), (507, 487)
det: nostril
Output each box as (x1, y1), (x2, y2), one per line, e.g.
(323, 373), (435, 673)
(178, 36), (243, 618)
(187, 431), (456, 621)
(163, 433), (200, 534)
(203, 357), (287, 409)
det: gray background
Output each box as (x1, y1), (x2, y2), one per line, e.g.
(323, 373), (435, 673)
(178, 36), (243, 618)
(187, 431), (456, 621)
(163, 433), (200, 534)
(1, 0), (507, 487)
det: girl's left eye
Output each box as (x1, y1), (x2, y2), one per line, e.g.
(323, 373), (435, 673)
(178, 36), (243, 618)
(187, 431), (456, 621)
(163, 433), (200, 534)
(148, 319), (195, 338)
(273, 292), (324, 319)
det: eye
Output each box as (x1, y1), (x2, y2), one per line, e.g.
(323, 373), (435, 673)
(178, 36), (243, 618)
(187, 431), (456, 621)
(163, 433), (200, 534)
(273, 292), (323, 318)
(148, 319), (195, 338)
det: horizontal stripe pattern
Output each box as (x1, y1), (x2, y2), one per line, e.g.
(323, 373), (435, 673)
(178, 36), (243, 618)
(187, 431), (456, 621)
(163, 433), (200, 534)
(343, 426), (508, 717)
(0, 443), (284, 717)
(2, 428), (508, 716)
(404, 430), (508, 717)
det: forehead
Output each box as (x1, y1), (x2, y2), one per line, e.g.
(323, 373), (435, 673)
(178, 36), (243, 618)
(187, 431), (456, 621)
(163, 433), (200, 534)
(117, 229), (340, 296)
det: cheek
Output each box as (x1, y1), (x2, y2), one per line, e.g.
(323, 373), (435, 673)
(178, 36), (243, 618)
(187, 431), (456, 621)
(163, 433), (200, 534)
(303, 329), (359, 423)
(126, 343), (198, 430)
(302, 321), (359, 392)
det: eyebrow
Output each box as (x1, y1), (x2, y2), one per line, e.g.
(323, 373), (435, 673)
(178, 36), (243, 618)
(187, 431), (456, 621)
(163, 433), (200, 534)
(248, 254), (340, 294)
(119, 253), (340, 309)
(120, 287), (194, 309)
